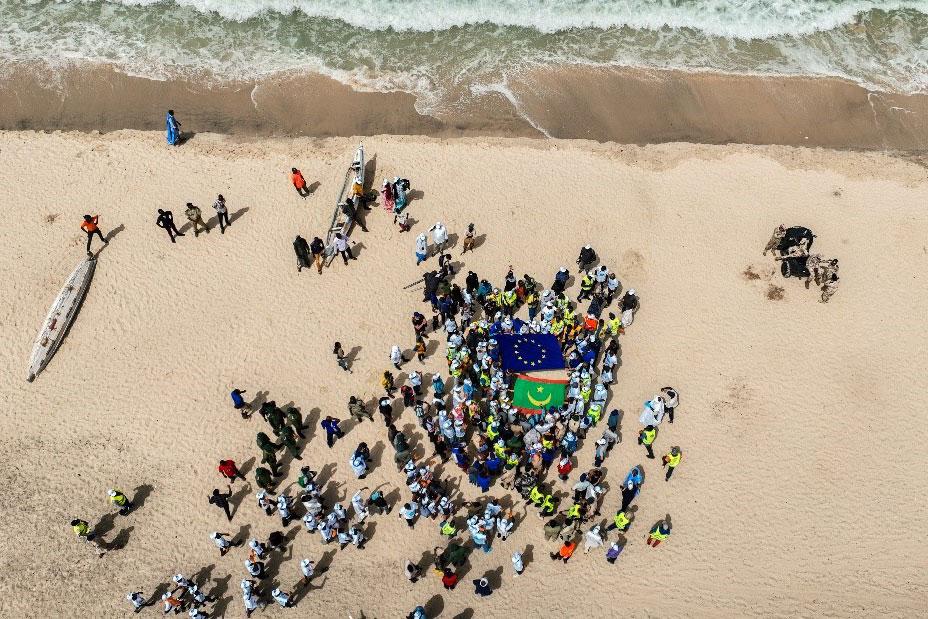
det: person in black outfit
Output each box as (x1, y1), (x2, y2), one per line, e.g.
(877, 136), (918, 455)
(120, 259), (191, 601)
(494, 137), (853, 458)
(342, 198), (368, 232)
(577, 245), (597, 271)
(310, 236), (325, 274)
(293, 235), (312, 272)
(465, 270), (479, 294)
(209, 485), (234, 521)
(156, 209), (184, 243)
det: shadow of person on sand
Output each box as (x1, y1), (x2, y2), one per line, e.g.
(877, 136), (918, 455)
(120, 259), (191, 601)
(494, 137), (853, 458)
(131, 484), (154, 510)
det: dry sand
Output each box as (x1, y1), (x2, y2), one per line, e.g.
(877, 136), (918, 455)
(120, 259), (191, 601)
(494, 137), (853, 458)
(1, 130), (927, 617)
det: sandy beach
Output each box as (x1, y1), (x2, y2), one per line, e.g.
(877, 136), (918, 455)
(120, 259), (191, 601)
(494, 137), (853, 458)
(1, 129), (926, 617)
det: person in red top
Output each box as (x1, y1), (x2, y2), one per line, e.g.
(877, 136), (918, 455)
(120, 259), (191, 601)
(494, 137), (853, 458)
(291, 168), (310, 197)
(549, 538), (578, 563)
(218, 460), (246, 483)
(441, 568), (458, 590)
(81, 214), (107, 256)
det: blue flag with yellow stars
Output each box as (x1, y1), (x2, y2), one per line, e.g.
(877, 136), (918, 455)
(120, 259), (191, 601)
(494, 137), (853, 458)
(497, 334), (565, 373)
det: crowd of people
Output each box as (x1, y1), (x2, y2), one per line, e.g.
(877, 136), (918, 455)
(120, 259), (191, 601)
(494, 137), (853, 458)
(67, 126), (697, 617)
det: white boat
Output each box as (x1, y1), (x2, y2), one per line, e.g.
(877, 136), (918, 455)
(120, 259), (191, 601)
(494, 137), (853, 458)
(324, 143), (365, 265)
(27, 256), (97, 382)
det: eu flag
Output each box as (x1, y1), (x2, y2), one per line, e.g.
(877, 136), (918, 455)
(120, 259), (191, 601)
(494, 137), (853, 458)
(497, 334), (565, 373)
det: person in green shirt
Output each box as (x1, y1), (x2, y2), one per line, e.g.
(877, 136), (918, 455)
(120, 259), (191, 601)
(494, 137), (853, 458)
(279, 425), (301, 460)
(286, 408), (306, 439)
(254, 467), (274, 492)
(71, 518), (105, 556)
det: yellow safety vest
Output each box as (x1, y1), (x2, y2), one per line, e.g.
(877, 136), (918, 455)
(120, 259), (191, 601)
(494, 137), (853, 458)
(73, 522), (89, 537)
(607, 318), (620, 335)
(641, 428), (656, 445)
(486, 425), (499, 441)
(566, 503), (581, 519)
(540, 495), (555, 513)
(588, 404), (602, 424)
(613, 511), (630, 529)
(529, 486), (544, 505)
(440, 521), (457, 536)
(665, 451), (681, 468)
(650, 526), (669, 541)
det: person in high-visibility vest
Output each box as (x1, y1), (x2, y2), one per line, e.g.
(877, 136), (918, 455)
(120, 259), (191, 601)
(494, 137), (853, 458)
(647, 519), (672, 547)
(528, 485), (545, 507)
(108, 489), (134, 516)
(638, 425), (657, 459)
(663, 446), (682, 481)
(607, 509), (631, 532)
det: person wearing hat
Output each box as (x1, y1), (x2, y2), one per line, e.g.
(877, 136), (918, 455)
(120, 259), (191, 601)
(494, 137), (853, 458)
(208, 486), (234, 522)
(472, 577), (493, 597)
(210, 531), (241, 556)
(620, 479), (640, 512)
(126, 591), (151, 613)
(583, 524), (605, 553)
(663, 446), (682, 481)
(107, 488), (134, 515)
(620, 288), (639, 328)
(511, 551), (525, 576)
(576, 245), (597, 271)
(415, 233), (429, 265)
(271, 586), (293, 608)
(647, 518), (672, 547)
(552, 267), (570, 294)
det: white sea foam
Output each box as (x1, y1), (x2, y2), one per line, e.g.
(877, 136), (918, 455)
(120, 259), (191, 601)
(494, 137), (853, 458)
(97, 0), (928, 38)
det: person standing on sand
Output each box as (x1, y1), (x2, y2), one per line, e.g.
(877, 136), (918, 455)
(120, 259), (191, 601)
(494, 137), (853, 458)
(165, 110), (181, 145)
(213, 194), (230, 233)
(321, 416), (344, 448)
(230, 388), (250, 418)
(549, 537), (578, 563)
(461, 223), (476, 254)
(156, 209), (184, 243)
(309, 236), (325, 274)
(126, 591), (151, 613)
(107, 489), (134, 515)
(210, 531), (242, 556)
(334, 342), (352, 373)
(662, 447), (682, 481)
(342, 197), (368, 232)
(184, 202), (210, 236)
(287, 407), (307, 439)
(647, 519), (672, 547)
(81, 214), (107, 256)
(294, 235), (312, 272)
(208, 486), (234, 522)
(71, 518), (105, 556)
(348, 395), (373, 423)
(415, 233), (428, 265)
(638, 425), (657, 459)
(218, 459), (247, 483)
(333, 232), (357, 264)
(291, 168), (310, 197)
(391, 344), (409, 370)
(820, 271), (840, 303)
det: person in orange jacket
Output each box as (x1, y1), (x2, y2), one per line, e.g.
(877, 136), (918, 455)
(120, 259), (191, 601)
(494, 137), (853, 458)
(81, 214), (107, 256)
(291, 167), (310, 197)
(549, 537), (578, 563)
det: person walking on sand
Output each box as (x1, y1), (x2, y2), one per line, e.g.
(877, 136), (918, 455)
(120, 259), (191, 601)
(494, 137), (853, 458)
(165, 110), (181, 145)
(391, 344), (408, 370)
(511, 551), (525, 576)
(321, 416), (344, 448)
(156, 209), (184, 243)
(461, 223), (476, 254)
(415, 233), (428, 265)
(647, 519), (672, 547)
(348, 395), (373, 423)
(294, 235), (312, 272)
(230, 388), (250, 418)
(212, 194), (230, 233)
(291, 167), (310, 197)
(107, 489), (134, 515)
(342, 197), (368, 232)
(218, 459), (247, 483)
(638, 425), (657, 459)
(126, 591), (151, 613)
(287, 407), (307, 439)
(472, 577), (493, 597)
(429, 222), (448, 256)
(80, 214), (107, 256)
(334, 342), (352, 373)
(184, 202), (210, 236)
(208, 486), (234, 522)
(549, 537), (578, 564)
(308, 236), (326, 274)
(71, 518), (105, 556)
(662, 446), (682, 481)
(333, 232), (357, 264)
(299, 558), (316, 588)
(210, 531), (242, 556)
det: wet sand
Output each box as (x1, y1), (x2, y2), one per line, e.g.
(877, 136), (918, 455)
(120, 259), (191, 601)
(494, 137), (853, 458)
(2, 62), (927, 149)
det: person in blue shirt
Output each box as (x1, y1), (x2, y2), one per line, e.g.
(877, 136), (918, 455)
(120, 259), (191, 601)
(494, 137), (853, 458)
(320, 416), (344, 448)
(230, 388), (250, 419)
(165, 110), (181, 145)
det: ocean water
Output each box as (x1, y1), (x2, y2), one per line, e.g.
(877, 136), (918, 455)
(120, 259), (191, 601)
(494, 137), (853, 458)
(1, 0), (926, 114)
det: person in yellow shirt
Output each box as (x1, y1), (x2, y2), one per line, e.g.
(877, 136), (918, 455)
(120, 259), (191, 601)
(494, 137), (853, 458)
(647, 518), (672, 548)
(662, 446), (682, 481)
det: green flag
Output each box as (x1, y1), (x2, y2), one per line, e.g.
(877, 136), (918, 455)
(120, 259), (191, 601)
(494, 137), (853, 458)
(512, 374), (566, 410)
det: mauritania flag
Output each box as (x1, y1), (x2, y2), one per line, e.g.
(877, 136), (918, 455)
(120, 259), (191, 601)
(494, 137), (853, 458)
(512, 373), (567, 410)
